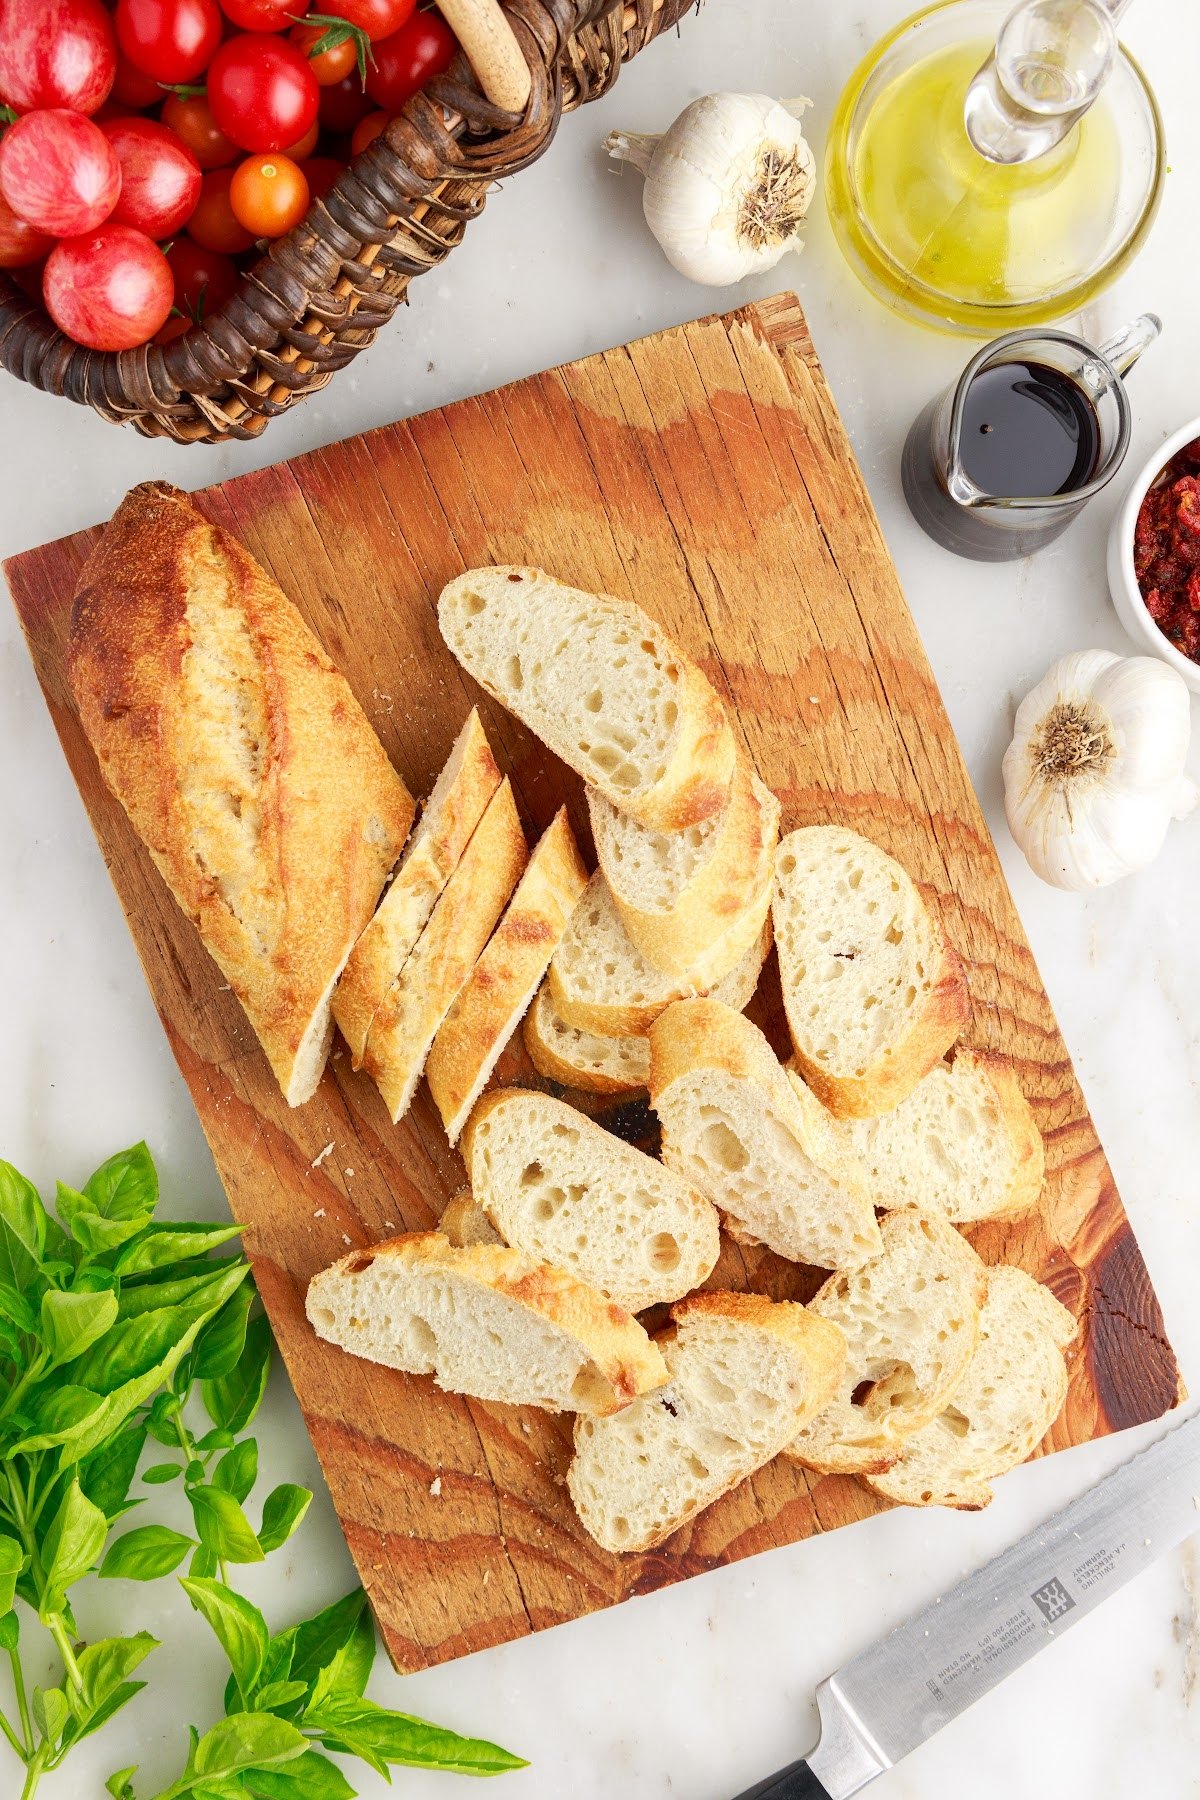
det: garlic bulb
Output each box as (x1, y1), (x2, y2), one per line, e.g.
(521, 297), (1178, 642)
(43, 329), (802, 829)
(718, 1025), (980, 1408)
(604, 94), (815, 287)
(1002, 649), (1198, 891)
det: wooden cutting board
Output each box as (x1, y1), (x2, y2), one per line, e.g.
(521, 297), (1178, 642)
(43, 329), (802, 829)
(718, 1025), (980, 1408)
(5, 292), (1182, 1675)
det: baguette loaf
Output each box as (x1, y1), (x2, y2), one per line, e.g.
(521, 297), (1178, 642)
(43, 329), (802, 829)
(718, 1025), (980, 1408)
(588, 763), (780, 978)
(784, 1207), (986, 1476)
(361, 779), (526, 1123)
(649, 1000), (881, 1271)
(831, 1048), (1044, 1225)
(426, 809), (588, 1143)
(334, 709), (501, 1066)
(306, 1233), (667, 1415)
(568, 1292), (846, 1552)
(461, 1088), (720, 1313)
(548, 872), (771, 1038)
(864, 1266), (1076, 1510)
(773, 826), (970, 1118)
(68, 482), (415, 1108)
(438, 566), (735, 831)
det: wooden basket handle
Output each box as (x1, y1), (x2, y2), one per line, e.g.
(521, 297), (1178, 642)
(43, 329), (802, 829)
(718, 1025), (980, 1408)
(440, 0), (532, 112)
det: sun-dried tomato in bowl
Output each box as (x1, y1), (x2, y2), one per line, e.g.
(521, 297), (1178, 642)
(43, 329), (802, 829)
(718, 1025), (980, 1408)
(1134, 436), (1200, 662)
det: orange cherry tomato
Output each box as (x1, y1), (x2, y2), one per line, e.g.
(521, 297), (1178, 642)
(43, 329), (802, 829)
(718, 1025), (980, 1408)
(279, 117), (319, 160)
(162, 91), (240, 170)
(349, 109), (388, 156)
(289, 19), (357, 85)
(229, 151), (309, 237)
(188, 167), (256, 251)
(301, 154), (342, 198)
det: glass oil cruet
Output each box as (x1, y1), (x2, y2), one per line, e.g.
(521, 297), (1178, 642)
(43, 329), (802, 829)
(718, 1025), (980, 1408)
(824, 0), (1164, 332)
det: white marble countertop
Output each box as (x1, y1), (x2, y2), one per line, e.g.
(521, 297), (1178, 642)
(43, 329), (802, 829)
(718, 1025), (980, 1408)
(2, 2), (1199, 1795)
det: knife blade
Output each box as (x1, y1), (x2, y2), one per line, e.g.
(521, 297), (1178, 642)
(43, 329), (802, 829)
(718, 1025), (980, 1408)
(732, 1409), (1200, 1799)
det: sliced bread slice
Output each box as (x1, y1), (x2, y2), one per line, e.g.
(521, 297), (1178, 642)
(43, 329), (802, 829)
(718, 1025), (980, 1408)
(548, 872), (772, 1038)
(437, 566), (735, 831)
(863, 1265), (1075, 1510)
(784, 1206), (987, 1476)
(832, 1048), (1045, 1225)
(306, 1233), (666, 1416)
(334, 710), (501, 1065)
(439, 1191), (502, 1247)
(649, 1000), (882, 1272)
(568, 1291), (846, 1552)
(462, 1088), (720, 1313)
(588, 762), (781, 978)
(773, 825), (970, 1119)
(425, 809), (588, 1143)
(361, 779), (526, 1123)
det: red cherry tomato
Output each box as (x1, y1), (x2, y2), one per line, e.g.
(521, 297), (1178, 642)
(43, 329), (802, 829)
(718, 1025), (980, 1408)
(279, 116), (318, 159)
(43, 222), (174, 348)
(300, 153), (340, 198)
(165, 232), (239, 317)
(154, 312), (191, 343)
(103, 117), (201, 237)
(111, 49), (164, 108)
(328, 0), (413, 41)
(114, 0), (222, 84)
(161, 91), (239, 169)
(289, 18), (358, 85)
(0, 192), (54, 268)
(218, 0), (299, 29)
(365, 11), (454, 110)
(186, 164), (254, 249)
(0, 109), (121, 236)
(317, 69), (370, 132)
(0, 0), (117, 115)
(207, 34), (319, 153)
(229, 149), (307, 236)
(349, 108), (387, 156)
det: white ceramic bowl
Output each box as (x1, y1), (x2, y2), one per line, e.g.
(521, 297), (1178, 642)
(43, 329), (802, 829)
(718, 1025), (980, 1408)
(1107, 415), (1200, 694)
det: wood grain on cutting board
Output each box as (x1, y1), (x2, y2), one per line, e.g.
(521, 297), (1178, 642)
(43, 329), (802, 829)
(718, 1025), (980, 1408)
(5, 292), (1181, 1674)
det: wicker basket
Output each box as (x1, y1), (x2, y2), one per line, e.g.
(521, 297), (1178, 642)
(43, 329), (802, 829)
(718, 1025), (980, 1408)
(0, 0), (693, 444)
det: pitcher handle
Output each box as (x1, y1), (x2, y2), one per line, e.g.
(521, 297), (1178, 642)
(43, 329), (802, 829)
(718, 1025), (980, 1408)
(1099, 313), (1162, 379)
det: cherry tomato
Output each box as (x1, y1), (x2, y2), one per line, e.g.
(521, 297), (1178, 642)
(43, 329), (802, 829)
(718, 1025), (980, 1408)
(154, 312), (191, 343)
(279, 116), (318, 159)
(111, 48), (164, 107)
(103, 116), (201, 236)
(165, 232), (239, 313)
(0, 109), (121, 236)
(349, 108), (387, 156)
(218, 0), (299, 29)
(0, 192), (53, 268)
(317, 68), (370, 132)
(229, 149), (307, 236)
(44, 222), (174, 348)
(289, 18), (358, 85)
(300, 153), (340, 198)
(161, 90), (239, 168)
(365, 11), (454, 110)
(328, 0), (413, 41)
(207, 34), (319, 152)
(186, 164), (254, 249)
(0, 0), (117, 115)
(114, 0), (222, 84)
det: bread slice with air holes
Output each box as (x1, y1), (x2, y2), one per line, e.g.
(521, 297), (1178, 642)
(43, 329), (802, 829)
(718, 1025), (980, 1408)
(361, 779), (527, 1123)
(548, 872), (772, 1038)
(437, 566), (735, 832)
(568, 1291), (846, 1553)
(425, 809), (589, 1143)
(772, 825), (970, 1119)
(461, 1089), (720, 1313)
(588, 762), (780, 978)
(524, 911), (770, 1095)
(830, 1048), (1045, 1225)
(334, 709), (501, 1066)
(649, 999), (881, 1272)
(306, 1233), (667, 1416)
(439, 1191), (502, 1248)
(862, 1265), (1076, 1511)
(783, 1206), (987, 1477)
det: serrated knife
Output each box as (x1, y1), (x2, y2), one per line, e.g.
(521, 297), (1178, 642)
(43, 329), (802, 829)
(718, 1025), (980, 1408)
(732, 1410), (1200, 1798)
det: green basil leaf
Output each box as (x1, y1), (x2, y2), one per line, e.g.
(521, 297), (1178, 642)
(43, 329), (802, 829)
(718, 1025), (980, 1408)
(118, 1266), (242, 1321)
(40, 1480), (107, 1617)
(195, 1427), (235, 1453)
(73, 1680), (147, 1744)
(0, 1279), (37, 1334)
(190, 1543), (219, 1579)
(243, 1749), (355, 1798)
(202, 1311), (271, 1435)
(100, 1526), (195, 1581)
(75, 1632), (158, 1713)
(73, 1265), (251, 1394)
(190, 1485), (264, 1565)
(305, 1594), (373, 1710)
(83, 1142), (157, 1235)
(256, 1484), (311, 1557)
(181, 1578), (269, 1696)
(143, 1461), (182, 1485)
(193, 1283), (255, 1381)
(114, 1222), (243, 1276)
(105, 1767), (138, 1800)
(78, 1420), (148, 1523)
(191, 1711), (308, 1779)
(0, 1610), (18, 1651)
(41, 1287), (119, 1368)
(24, 1382), (106, 1444)
(0, 1536), (26, 1614)
(33, 1684), (70, 1745)
(284, 1588), (373, 1693)
(212, 1439), (258, 1505)
(252, 1678), (309, 1713)
(306, 1694), (528, 1775)
(0, 1160), (46, 1290)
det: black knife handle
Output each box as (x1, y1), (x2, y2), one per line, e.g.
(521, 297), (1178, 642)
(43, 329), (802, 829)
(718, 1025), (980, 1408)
(730, 1758), (833, 1799)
